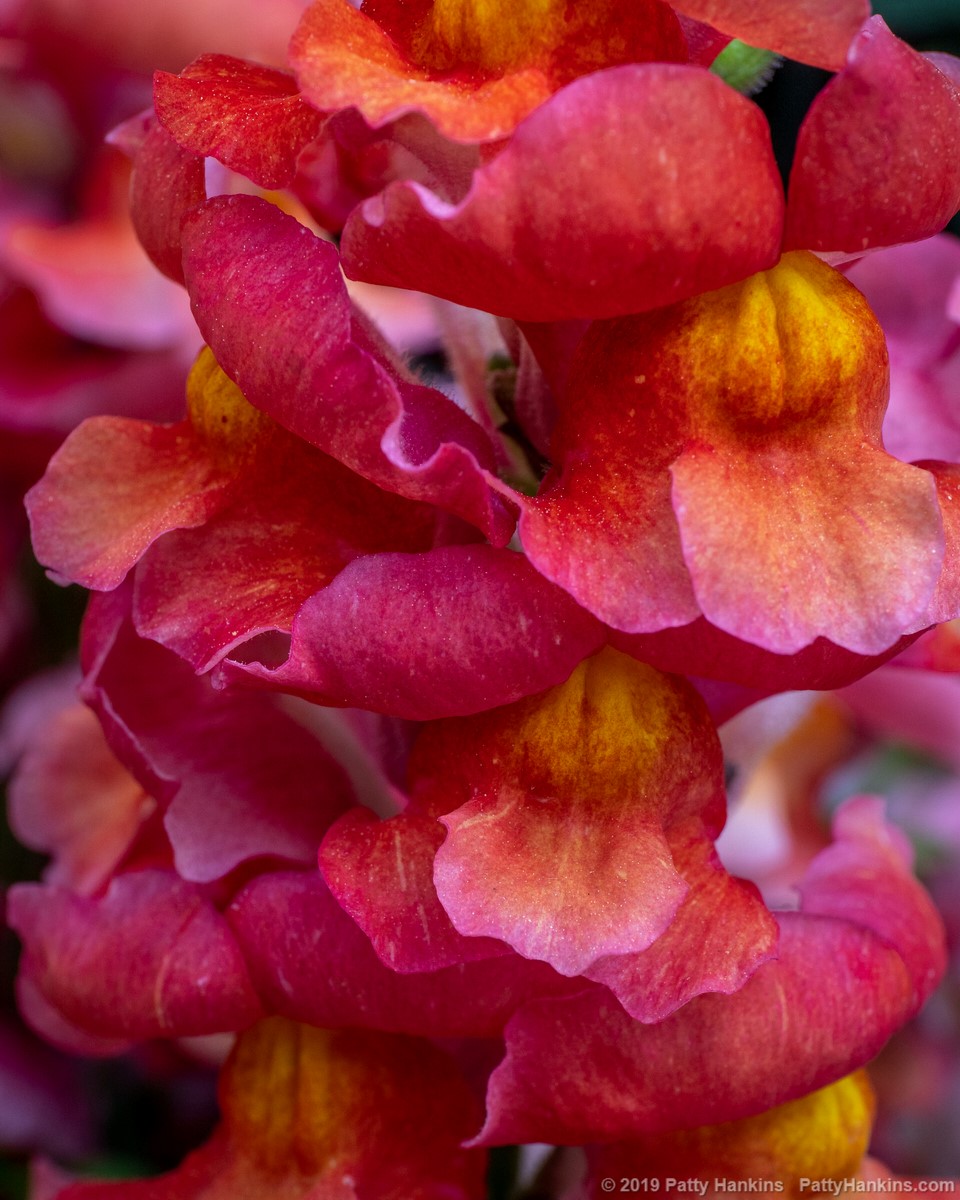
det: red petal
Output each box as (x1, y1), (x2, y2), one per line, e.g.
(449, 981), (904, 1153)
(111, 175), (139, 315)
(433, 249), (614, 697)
(227, 869), (574, 1038)
(113, 113), (206, 285)
(319, 806), (509, 973)
(585, 825), (777, 1022)
(341, 65), (783, 320)
(614, 619), (918, 693)
(132, 447), (437, 672)
(81, 592), (354, 883)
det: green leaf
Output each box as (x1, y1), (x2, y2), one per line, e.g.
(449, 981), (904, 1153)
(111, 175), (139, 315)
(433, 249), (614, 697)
(711, 39), (782, 96)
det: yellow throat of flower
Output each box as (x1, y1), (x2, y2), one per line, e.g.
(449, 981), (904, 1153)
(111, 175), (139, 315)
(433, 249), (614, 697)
(630, 1071), (876, 1189)
(677, 250), (888, 435)
(186, 346), (271, 469)
(425, 0), (564, 71)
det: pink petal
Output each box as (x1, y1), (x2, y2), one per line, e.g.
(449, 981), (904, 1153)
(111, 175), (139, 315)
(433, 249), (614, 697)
(785, 20), (960, 254)
(797, 796), (944, 998)
(8, 871), (264, 1042)
(227, 545), (604, 719)
(227, 869), (574, 1038)
(917, 461), (960, 627)
(672, 441), (943, 654)
(8, 703), (153, 895)
(0, 153), (196, 351)
(839, 667), (960, 775)
(520, 462), (700, 634)
(845, 235), (960, 373)
(319, 806), (510, 973)
(181, 195), (516, 543)
(81, 592), (354, 883)
(585, 825), (777, 1022)
(131, 446), (437, 673)
(844, 236), (960, 465)
(293, 107), (481, 235)
(113, 113), (206, 286)
(15, 974), (132, 1058)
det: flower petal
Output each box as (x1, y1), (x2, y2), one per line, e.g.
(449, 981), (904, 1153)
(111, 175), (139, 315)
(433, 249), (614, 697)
(290, 0), (686, 143)
(582, 1071), (875, 1188)
(154, 55), (324, 188)
(613, 620), (918, 693)
(0, 152), (196, 350)
(584, 825), (777, 1022)
(182, 195), (515, 542)
(132, 442), (438, 672)
(672, 441), (942, 654)
(111, 112), (206, 285)
(48, 1019), (486, 1199)
(341, 65), (784, 320)
(81, 590), (354, 883)
(227, 869), (573, 1038)
(225, 545), (605, 719)
(428, 649), (729, 978)
(525, 251), (946, 654)
(9, 871), (264, 1043)
(674, 0), (868, 71)
(474, 798), (945, 1144)
(319, 806), (510, 972)
(785, 20), (960, 254)
(844, 236), (960, 465)
(8, 704), (153, 895)
(26, 415), (230, 590)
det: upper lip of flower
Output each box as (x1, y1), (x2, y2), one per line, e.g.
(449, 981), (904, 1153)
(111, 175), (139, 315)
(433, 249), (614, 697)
(286, 0), (869, 144)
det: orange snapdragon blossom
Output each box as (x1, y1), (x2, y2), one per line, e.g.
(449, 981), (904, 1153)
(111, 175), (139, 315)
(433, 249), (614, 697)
(46, 1019), (485, 1198)
(8, 0), (960, 1192)
(526, 251), (954, 660)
